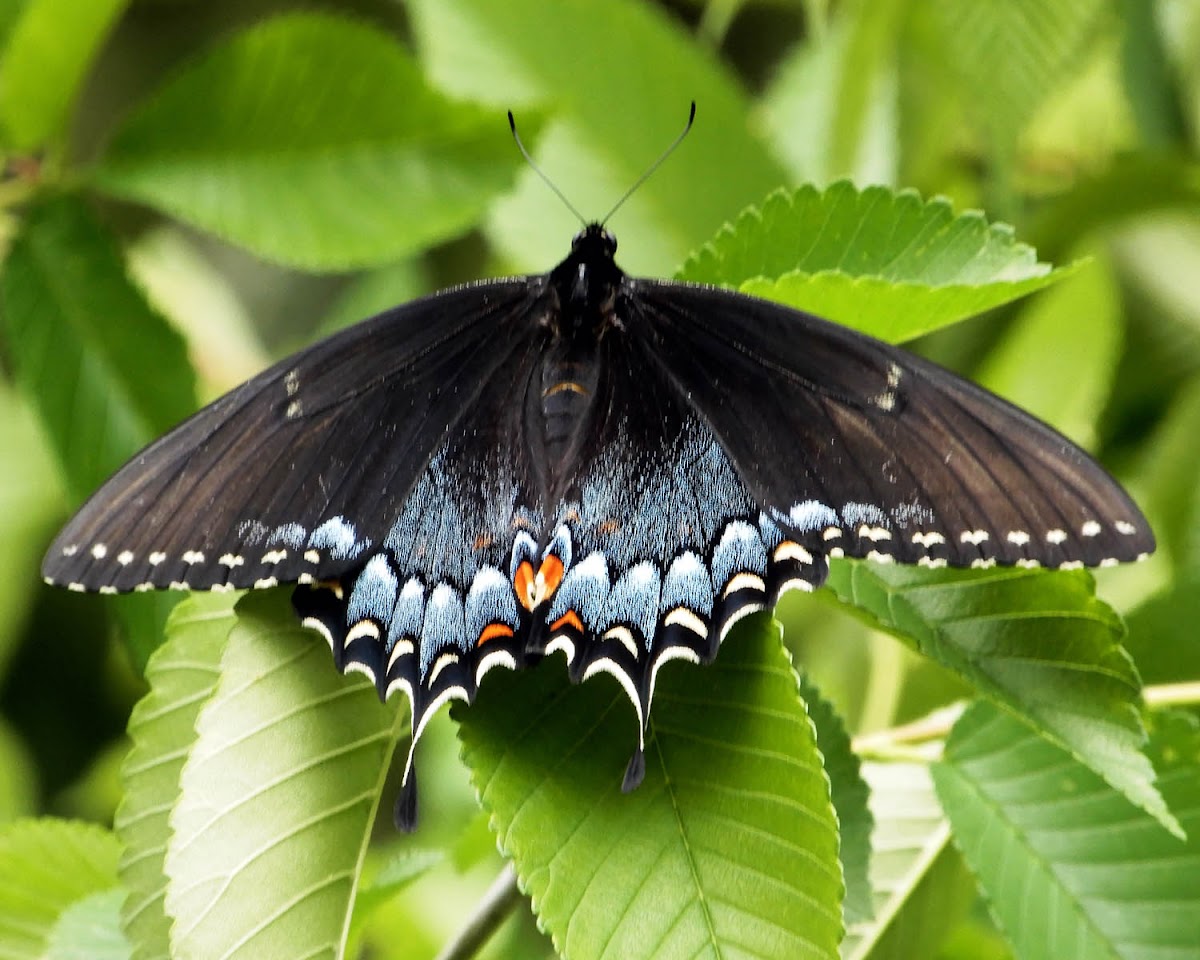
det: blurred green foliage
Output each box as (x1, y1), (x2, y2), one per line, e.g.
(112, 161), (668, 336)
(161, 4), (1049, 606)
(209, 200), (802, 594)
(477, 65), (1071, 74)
(1, 1), (1199, 958)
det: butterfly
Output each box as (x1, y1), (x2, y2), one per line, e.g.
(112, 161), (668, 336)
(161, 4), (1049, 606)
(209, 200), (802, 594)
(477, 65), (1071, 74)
(40, 151), (1154, 829)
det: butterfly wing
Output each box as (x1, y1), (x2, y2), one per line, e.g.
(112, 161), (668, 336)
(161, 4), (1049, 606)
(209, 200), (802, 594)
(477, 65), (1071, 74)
(630, 280), (1154, 569)
(41, 279), (547, 594)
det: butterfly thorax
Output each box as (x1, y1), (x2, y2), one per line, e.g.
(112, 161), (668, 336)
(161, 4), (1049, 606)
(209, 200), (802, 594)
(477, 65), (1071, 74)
(547, 224), (624, 337)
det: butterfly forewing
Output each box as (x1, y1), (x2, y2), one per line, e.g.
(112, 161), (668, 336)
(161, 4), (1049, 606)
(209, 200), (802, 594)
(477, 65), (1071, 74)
(42, 280), (541, 594)
(633, 281), (1154, 570)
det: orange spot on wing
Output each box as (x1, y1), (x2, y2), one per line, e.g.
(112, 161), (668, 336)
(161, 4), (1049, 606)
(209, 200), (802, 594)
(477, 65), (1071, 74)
(550, 610), (584, 634)
(478, 622), (515, 646)
(537, 554), (564, 597)
(514, 560), (536, 611)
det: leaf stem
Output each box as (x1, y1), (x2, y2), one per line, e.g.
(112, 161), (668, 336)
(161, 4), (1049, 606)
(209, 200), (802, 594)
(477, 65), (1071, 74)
(852, 702), (965, 757)
(1144, 681), (1200, 708)
(852, 682), (1200, 757)
(433, 864), (522, 960)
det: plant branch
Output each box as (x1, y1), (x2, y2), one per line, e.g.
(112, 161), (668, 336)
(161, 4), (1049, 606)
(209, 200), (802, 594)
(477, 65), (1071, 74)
(433, 864), (522, 960)
(851, 682), (1200, 757)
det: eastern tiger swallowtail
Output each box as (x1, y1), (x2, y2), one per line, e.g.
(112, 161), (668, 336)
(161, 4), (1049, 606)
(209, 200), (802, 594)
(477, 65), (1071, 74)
(40, 155), (1154, 829)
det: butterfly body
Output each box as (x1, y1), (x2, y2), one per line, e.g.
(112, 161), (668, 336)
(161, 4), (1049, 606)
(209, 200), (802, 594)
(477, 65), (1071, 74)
(42, 222), (1153, 825)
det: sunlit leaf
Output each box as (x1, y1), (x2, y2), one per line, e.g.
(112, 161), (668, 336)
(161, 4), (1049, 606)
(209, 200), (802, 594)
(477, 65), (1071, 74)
(679, 184), (1071, 341)
(44, 888), (131, 960)
(458, 615), (843, 960)
(841, 762), (974, 960)
(0, 818), (121, 960)
(116, 593), (236, 960)
(162, 592), (404, 960)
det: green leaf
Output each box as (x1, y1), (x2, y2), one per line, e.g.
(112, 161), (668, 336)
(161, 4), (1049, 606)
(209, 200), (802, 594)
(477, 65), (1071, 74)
(1029, 157), (1200, 262)
(1, 196), (195, 504)
(678, 184), (1070, 342)
(162, 591), (404, 960)
(0, 379), (63, 679)
(798, 673), (874, 925)
(407, 0), (787, 276)
(1138, 378), (1200, 575)
(933, 701), (1200, 960)
(0, 0), (23, 52)
(841, 762), (975, 960)
(762, 0), (904, 185)
(348, 848), (444, 950)
(0, 720), (36, 822)
(927, 0), (1111, 154)
(457, 615), (844, 960)
(115, 593), (236, 960)
(824, 562), (1178, 836)
(44, 888), (131, 960)
(0, 0), (127, 150)
(93, 13), (525, 271)
(2, 196), (193, 669)
(0, 818), (121, 959)
(1125, 581), (1200, 685)
(977, 250), (1121, 451)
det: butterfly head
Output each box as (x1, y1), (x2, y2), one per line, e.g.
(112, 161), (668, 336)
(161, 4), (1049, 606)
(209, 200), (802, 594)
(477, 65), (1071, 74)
(570, 222), (617, 260)
(550, 224), (624, 332)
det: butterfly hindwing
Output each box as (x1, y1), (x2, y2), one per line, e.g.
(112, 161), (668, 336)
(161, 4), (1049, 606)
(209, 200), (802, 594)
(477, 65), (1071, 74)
(292, 314), (830, 784)
(632, 281), (1154, 570)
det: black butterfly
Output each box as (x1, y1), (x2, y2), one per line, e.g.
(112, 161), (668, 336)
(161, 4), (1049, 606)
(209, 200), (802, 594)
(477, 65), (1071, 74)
(41, 206), (1153, 828)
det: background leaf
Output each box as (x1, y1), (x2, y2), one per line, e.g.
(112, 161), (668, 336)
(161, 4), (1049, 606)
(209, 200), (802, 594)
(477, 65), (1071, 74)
(44, 888), (131, 960)
(0, 4), (1194, 958)
(679, 184), (1070, 340)
(0, 818), (122, 960)
(841, 762), (975, 960)
(798, 673), (874, 925)
(92, 12), (530, 272)
(0, 382), (62, 679)
(933, 701), (1200, 960)
(824, 562), (1175, 835)
(928, 0), (1111, 157)
(0, 196), (195, 503)
(407, 0), (787, 275)
(0, 0), (127, 150)
(162, 591), (404, 960)
(976, 249), (1121, 450)
(458, 616), (844, 960)
(1, 195), (194, 668)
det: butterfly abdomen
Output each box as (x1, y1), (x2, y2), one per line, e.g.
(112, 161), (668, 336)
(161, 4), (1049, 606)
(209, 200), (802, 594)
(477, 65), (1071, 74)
(538, 355), (601, 471)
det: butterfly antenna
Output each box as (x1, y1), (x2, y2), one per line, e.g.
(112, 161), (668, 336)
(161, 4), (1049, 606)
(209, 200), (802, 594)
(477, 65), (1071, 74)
(601, 101), (696, 226)
(508, 111), (587, 227)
